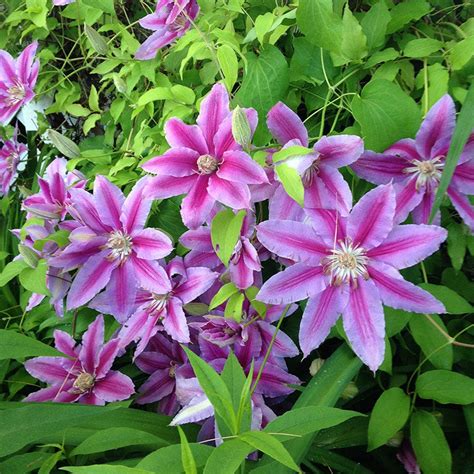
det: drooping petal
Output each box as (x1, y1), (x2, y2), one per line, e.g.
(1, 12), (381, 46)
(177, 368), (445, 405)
(393, 177), (424, 224)
(217, 150), (269, 184)
(66, 253), (116, 310)
(257, 220), (326, 265)
(314, 135), (363, 168)
(180, 227), (213, 252)
(132, 228), (173, 259)
(181, 175), (214, 229)
(94, 371), (135, 402)
(131, 256), (172, 293)
(253, 361), (300, 397)
(93, 176), (125, 229)
(144, 174), (196, 199)
(24, 385), (77, 403)
(174, 267), (218, 304)
(163, 297), (190, 343)
(79, 315), (105, 374)
(207, 175), (251, 210)
(452, 159), (474, 194)
(448, 186), (474, 232)
(411, 189), (435, 225)
(299, 285), (349, 358)
(368, 224), (447, 269)
(141, 148), (199, 177)
(257, 321), (299, 359)
(351, 151), (408, 184)
(136, 370), (175, 404)
(95, 338), (121, 378)
(257, 263), (327, 305)
(118, 308), (151, 350)
(17, 41), (38, 84)
(164, 118), (209, 155)
(347, 184), (395, 249)
(416, 94), (455, 160)
(342, 279), (385, 372)
(369, 260), (445, 314)
(121, 176), (152, 233)
(316, 165), (353, 215)
(267, 102), (308, 146)
(135, 29), (179, 60)
(230, 253), (255, 289)
(24, 357), (70, 384)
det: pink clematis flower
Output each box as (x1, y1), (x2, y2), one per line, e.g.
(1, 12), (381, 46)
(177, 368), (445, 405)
(24, 315), (135, 405)
(352, 95), (474, 230)
(23, 157), (87, 221)
(53, 0), (75, 5)
(256, 184), (447, 371)
(143, 83), (269, 229)
(397, 440), (421, 474)
(48, 176), (173, 320)
(0, 42), (39, 125)
(0, 132), (27, 195)
(267, 102), (364, 221)
(135, 0), (200, 60)
(115, 257), (218, 356)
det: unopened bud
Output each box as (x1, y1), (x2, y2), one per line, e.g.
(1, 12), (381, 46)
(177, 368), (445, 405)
(309, 358), (325, 376)
(232, 106), (252, 150)
(387, 431), (404, 447)
(341, 381), (359, 400)
(18, 244), (39, 268)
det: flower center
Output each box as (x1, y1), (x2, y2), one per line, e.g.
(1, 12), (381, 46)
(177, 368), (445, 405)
(106, 230), (133, 262)
(7, 81), (26, 106)
(170, 13), (188, 32)
(147, 293), (171, 314)
(302, 161), (320, 187)
(6, 152), (19, 172)
(72, 372), (95, 394)
(168, 361), (177, 378)
(197, 154), (219, 174)
(404, 157), (444, 191)
(324, 239), (369, 286)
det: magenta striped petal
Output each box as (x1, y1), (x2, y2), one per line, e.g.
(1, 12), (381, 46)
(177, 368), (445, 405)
(79, 392), (105, 406)
(267, 102), (308, 146)
(253, 361), (300, 397)
(94, 371), (135, 402)
(136, 370), (175, 404)
(351, 151), (408, 184)
(69, 188), (110, 233)
(135, 351), (172, 374)
(348, 184), (395, 249)
(53, 330), (78, 358)
(257, 220), (327, 265)
(118, 308), (150, 350)
(304, 208), (346, 246)
(93, 176), (124, 229)
(269, 185), (304, 221)
(79, 315), (105, 373)
(133, 228), (173, 259)
(416, 94), (455, 160)
(141, 147), (199, 177)
(299, 285), (349, 358)
(24, 357), (70, 384)
(342, 279), (385, 372)
(448, 186), (474, 232)
(452, 159), (474, 195)
(230, 253), (254, 289)
(218, 150), (269, 184)
(96, 338), (121, 378)
(24, 385), (76, 403)
(314, 135), (363, 168)
(0, 50), (16, 80)
(104, 260), (137, 321)
(49, 238), (105, 271)
(180, 227), (213, 252)
(257, 321), (299, 358)
(257, 263), (327, 305)
(208, 175), (251, 210)
(411, 189), (435, 225)
(145, 173), (196, 199)
(317, 165), (353, 215)
(174, 267), (218, 304)
(163, 297), (190, 343)
(164, 118), (209, 155)
(17, 41), (38, 83)
(369, 261), (445, 314)
(131, 256), (172, 293)
(135, 29), (178, 60)
(368, 224), (447, 269)
(180, 174), (214, 229)
(66, 253), (116, 310)
(385, 138), (419, 161)
(121, 176), (151, 233)
(393, 176), (423, 224)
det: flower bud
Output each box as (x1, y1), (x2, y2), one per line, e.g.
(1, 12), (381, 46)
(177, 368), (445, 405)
(387, 430), (404, 448)
(232, 106), (252, 150)
(18, 244), (39, 268)
(309, 358), (325, 376)
(341, 381), (359, 400)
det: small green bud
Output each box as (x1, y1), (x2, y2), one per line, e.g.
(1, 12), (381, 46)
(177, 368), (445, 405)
(341, 381), (359, 400)
(309, 358), (325, 376)
(113, 74), (127, 94)
(18, 244), (39, 268)
(386, 431), (404, 448)
(232, 106), (252, 150)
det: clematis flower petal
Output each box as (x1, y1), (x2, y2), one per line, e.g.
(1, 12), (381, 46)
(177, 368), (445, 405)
(94, 371), (135, 402)
(142, 148), (199, 177)
(131, 256), (172, 293)
(452, 159), (474, 194)
(411, 189), (435, 225)
(95, 338), (121, 379)
(393, 177), (424, 225)
(174, 267), (218, 304)
(314, 135), (363, 168)
(165, 118), (209, 155)
(120, 176), (152, 233)
(351, 151), (408, 184)
(79, 315), (105, 374)
(253, 361), (300, 397)
(217, 150), (269, 184)
(135, 29), (179, 60)
(133, 228), (173, 259)
(208, 174), (251, 210)
(24, 357), (71, 384)
(268, 185), (304, 221)
(342, 279), (385, 372)
(386, 138), (420, 161)
(316, 165), (353, 215)
(145, 174), (196, 200)
(93, 176), (124, 229)
(180, 227), (213, 252)
(53, 330), (78, 358)
(48, 238), (106, 271)
(163, 297), (190, 343)
(447, 187), (474, 231)
(304, 208), (346, 246)
(136, 369), (175, 404)
(68, 188), (110, 233)
(267, 102), (308, 146)
(181, 175), (214, 229)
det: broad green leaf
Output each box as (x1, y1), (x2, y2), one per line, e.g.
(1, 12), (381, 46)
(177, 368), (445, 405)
(26, 0), (47, 28)
(368, 388), (410, 451)
(61, 466), (152, 474)
(255, 13), (275, 45)
(19, 259), (49, 295)
(211, 209), (246, 266)
(239, 431), (300, 472)
(66, 104), (91, 117)
(449, 35), (474, 70)
(0, 329), (64, 360)
(340, 5), (368, 62)
(217, 44), (238, 92)
(365, 48), (399, 68)
(430, 83), (474, 222)
(411, 411), (452, 474)
(386, 0), (430, 34)
(88, 85), (100, 112)
(177, 427), (197, 474)
(0, 259), (29, 287)
(82, 0), (115, 14)
(416, 370), (474, 405)
(404, 38), (443, 57)
(275, 165), (304, 207)
(0, 451), (50, 474)
(47, 130), (81, 159)
(361, 1), (391, 50)
(289, 38), (332, 84)
(409, 315), (453, 370)
(203, 439), (251, 474)
(137, 88), (173, 107)
(384, 307), (412, 336)
(70, 427), (166, 456)
(418, 283), (474, 314)
(224, 292), (245, 322)
(351, 79), (421, 152)
(209, 282), (239, 310)
(84, 25), (108, 55)
(272, 145), (313, 164)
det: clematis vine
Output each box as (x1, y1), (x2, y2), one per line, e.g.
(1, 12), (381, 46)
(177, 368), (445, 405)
(24, 315), (135, 405)
(143, 83), (268, 229)
(267, 102), (364, 220)
(0, 42), (39, 125)
(115, 257), (218, 356)
(49, 176), (173, 320)
(23, 157), (87, 221)
(257, 184), (447, 371)
(0, 132), (27, 195)
(352, 95), (474, 230)
(135, 0), (200, 60)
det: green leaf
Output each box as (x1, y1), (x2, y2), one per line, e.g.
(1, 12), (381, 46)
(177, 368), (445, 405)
(404, 38), (443, 58)
(217, 45), (238, 92)
(0, 330), (64, 360)
(0, 259), (29, 287)
(177, 427), (197, 474)
(411, 411), (452, 474)
(61, 466), (152, 474)
(430, 83), (474, 222)
(84, 25), (108, 55)
(203, 439), (251, 474)
(136, 88), (173, 107)
(361, 1), (391, 50)
(224, 292), (245, 322)
(274, 165), (304, 207)
(19, 259), (49, 295)
(368, 388), (410, 451)
(351, 79), (421, 151)
(70, 427), (166, 456)
(418, 283), (474, 314)
(340, 5), (368, 62)
(386, 0), (430, 34)
(82, 0), (115, 14)
(47, 130), (81, 159)
(209, 282), (239, 310)
(211, 209), (246, 266)
(26, 0), (47, 28)
(0, 451), (50, 474)
(88, 85), (100, 112)
(289, 38), (331, 84)
(416, 370), (474, 405)
(239, 431), (300, 472)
